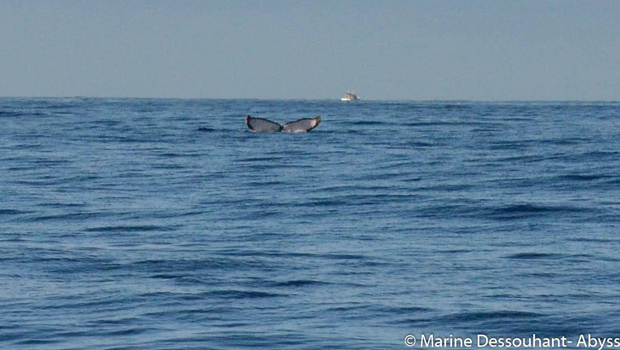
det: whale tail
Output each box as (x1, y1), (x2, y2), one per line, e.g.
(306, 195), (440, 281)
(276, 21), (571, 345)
(246, 115), (321, 133)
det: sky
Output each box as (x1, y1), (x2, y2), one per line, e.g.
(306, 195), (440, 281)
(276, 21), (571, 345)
(0, 0), (619, 100)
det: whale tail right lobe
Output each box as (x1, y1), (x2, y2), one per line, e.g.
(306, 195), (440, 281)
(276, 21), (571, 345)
(282, 116), (321, 133)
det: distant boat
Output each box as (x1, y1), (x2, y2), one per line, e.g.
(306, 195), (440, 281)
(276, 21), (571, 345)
(341, 91), (359, 101)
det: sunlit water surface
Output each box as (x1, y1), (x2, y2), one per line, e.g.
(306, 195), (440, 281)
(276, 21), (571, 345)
(2, 98), (620, 349)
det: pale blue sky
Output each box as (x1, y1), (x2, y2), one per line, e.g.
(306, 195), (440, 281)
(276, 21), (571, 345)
(1, 0), (619, 100)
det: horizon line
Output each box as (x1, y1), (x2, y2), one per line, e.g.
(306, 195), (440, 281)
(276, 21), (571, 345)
(1, 95), (619, 103)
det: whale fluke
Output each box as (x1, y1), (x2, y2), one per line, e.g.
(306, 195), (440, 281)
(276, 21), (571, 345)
(246, 115), (321, 133)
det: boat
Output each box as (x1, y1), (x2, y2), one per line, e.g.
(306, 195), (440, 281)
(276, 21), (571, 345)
(341, 91), (359, 101)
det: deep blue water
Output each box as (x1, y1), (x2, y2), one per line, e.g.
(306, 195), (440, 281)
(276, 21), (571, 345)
(1, 98), (620, 349)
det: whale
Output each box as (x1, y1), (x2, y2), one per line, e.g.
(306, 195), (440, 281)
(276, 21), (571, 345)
(245, 115), (321, 133)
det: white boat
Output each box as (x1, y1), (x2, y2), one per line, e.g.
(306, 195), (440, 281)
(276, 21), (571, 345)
(341, 91), (359, 101)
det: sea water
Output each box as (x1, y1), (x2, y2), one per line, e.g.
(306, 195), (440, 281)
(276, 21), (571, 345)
(1, 98), (619, 349)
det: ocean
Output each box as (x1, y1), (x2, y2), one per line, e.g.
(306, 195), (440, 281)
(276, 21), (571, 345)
(1, 98), (619, 349)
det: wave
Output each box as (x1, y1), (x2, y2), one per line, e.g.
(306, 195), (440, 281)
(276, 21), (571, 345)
(85, 225), (177, 233)
(487, 204), (592, 220)
(504, 253), (565, 260)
